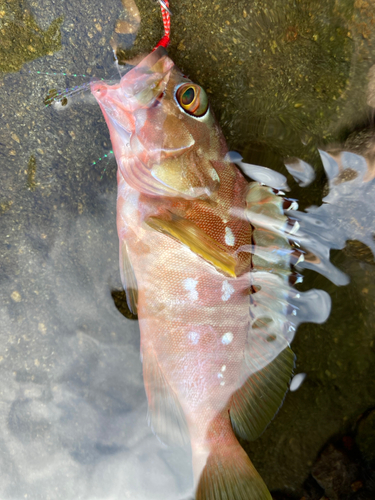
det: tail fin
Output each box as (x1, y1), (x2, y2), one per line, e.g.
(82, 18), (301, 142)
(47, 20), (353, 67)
(196, 439), (272, 500)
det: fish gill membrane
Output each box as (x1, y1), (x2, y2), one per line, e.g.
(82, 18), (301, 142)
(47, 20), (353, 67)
(87, 47), (375, 500)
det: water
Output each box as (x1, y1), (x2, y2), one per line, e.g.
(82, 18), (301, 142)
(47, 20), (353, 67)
(0, 0), (375, 498)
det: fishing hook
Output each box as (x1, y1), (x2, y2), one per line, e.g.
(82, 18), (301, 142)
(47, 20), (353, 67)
(154, 0), (172, 16)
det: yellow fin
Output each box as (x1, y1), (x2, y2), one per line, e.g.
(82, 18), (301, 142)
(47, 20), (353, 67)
(145, 216), (237, 277)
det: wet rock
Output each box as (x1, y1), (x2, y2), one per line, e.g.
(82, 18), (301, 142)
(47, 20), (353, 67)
(363, 467), (375, 492)
(349, 491), (373, 500)
(271, 492), (299, 500)
(301, 474), (325, 500)
(367, 64), (375, 108)
(356, 409), (375, 465)
(311, 442), (360, 500)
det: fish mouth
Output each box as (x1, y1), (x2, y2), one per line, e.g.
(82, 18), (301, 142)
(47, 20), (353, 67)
(91, 47), (175, 126)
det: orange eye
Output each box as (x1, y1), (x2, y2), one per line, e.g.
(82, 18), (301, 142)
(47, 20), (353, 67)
(176, 83), (209, 117)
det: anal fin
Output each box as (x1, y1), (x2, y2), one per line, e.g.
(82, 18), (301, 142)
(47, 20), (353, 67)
(145, 215), (237, 277)
(230, 346), (295, 441)
(143, 346), (190, 447)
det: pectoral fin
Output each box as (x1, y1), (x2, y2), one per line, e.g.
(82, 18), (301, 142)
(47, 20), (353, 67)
(119, 240), (138, 315)
(145, 216), (237, 277)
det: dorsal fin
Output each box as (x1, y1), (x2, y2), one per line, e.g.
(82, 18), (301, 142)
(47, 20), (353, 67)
(230, 346), (295, 441)
(119, 239), (138, 315)
(142, 346), (190, 447)
(145, 216), (237, 277)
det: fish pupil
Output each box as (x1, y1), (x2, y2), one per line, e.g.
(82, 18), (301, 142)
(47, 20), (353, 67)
(181, 87), (195, 106)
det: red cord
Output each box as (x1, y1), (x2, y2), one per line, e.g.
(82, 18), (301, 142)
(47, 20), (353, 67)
(154, 0), (171, 49)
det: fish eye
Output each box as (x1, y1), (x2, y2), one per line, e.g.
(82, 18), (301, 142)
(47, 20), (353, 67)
(175, 83), (209, 117)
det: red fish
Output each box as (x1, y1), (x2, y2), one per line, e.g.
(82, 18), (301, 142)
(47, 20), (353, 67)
(91, 47), (312, 499)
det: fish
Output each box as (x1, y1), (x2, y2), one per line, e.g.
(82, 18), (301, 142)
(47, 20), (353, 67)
(90, 46), (332, 499)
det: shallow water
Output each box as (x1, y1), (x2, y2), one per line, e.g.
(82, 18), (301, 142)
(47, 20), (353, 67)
(0, 0), (375, 498)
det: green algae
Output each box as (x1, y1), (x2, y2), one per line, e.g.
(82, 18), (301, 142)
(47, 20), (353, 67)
(0, 0), (62, 73)
(0, 199), (13, 215)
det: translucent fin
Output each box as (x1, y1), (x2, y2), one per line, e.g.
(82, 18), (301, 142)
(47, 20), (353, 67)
(279, 151), (375, 284)
(143, 347), (190, 447)
(284, 158), (316, 187)
(235, 160), (290, 191)
(196, 439), (272, 500)
(240, 183), (331, 372)
(247, 270), (330, 364)
(145, 216), (237, 277)
(245, 183), (291, 274)
(319, 149), (340, 181)
(230, 346), (295, 442)
(224, 150), (243, 162)
(119, 239), (138, 315)
(246, 183), (287, 231)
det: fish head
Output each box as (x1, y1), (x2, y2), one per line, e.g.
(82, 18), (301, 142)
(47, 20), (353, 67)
(91, 47), (225, 198)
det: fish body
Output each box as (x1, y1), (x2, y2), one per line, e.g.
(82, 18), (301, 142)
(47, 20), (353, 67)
(91, 47), (298, 499)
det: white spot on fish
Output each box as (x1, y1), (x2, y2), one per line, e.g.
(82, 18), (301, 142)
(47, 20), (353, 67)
(221, 280), (235, 301)
(221, 332), (233, 345)
(217, 373), (224, 379)
(210, 167), (220, 182)
(220, 381), (225, 386)
(183, 278), (198, 301)
(290, 373), (306, 392)
(188, 331), (200, 345)
(222, 217), (228, 223)
(221, 365), (226, 372)
(225, 227), (235, 246)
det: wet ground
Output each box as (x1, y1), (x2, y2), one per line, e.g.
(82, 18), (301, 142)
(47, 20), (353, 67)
(1, 0), (375, 498)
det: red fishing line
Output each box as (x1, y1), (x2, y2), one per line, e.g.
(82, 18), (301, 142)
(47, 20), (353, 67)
(154, 0), (171, 49)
